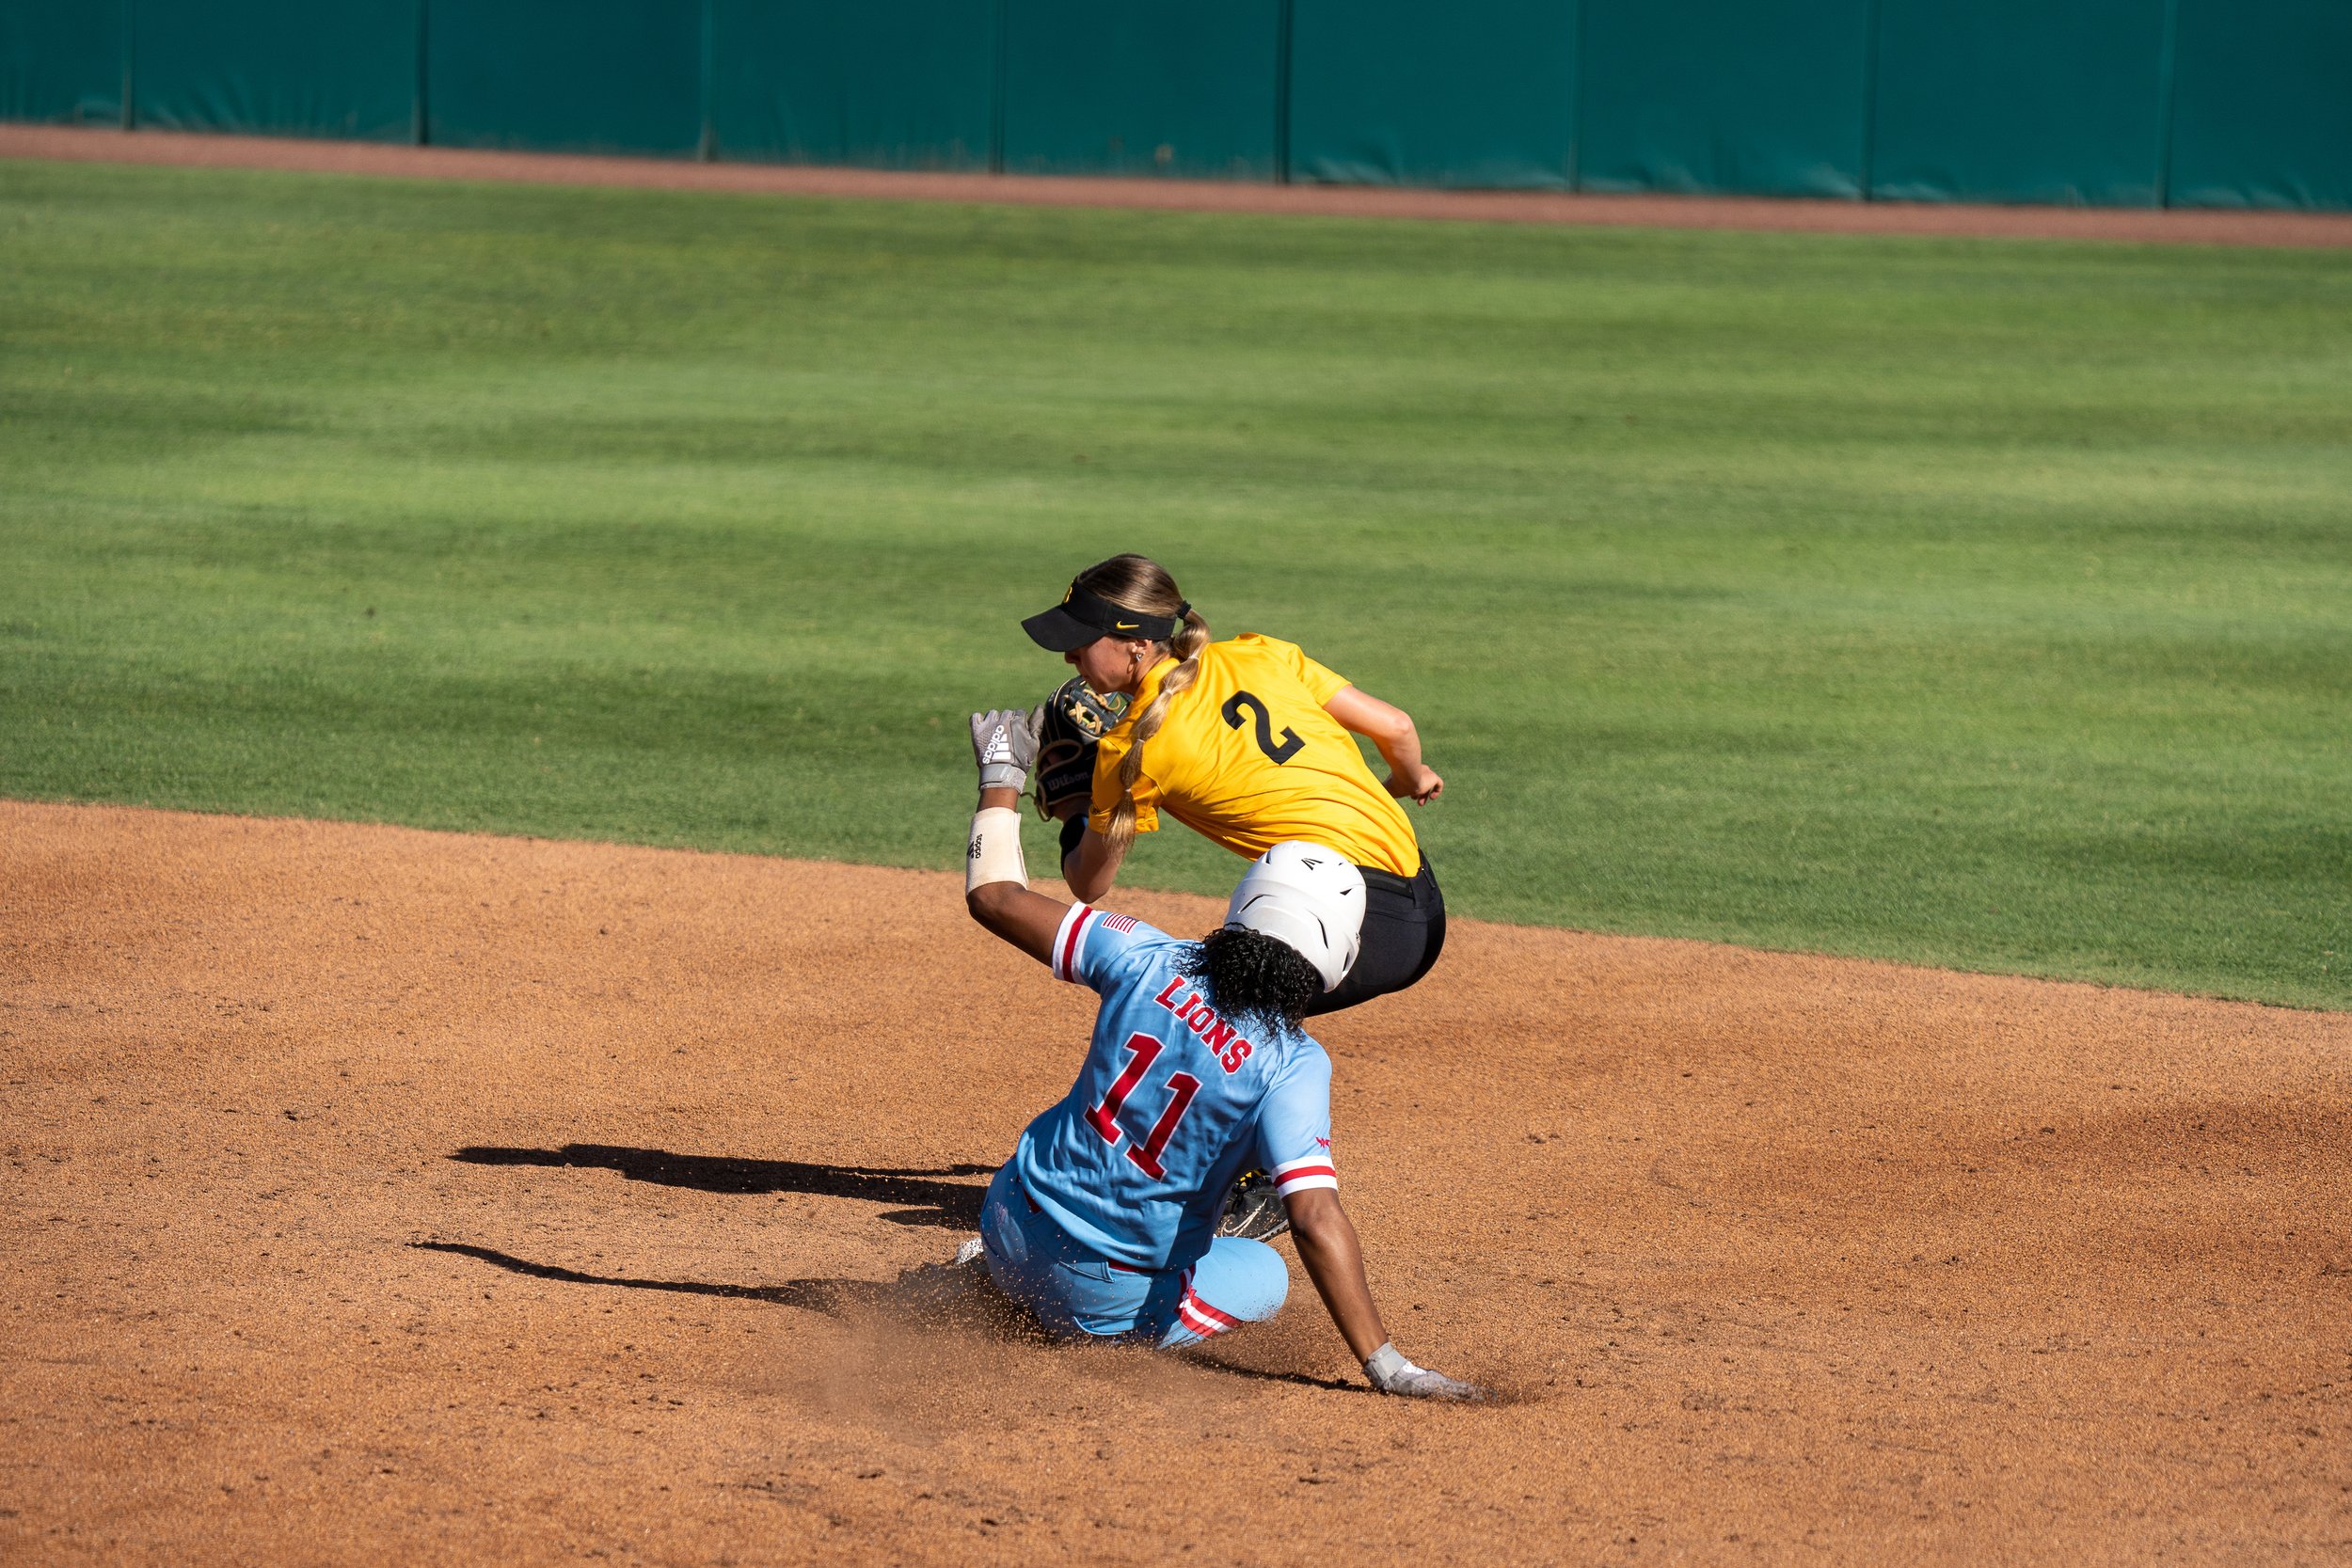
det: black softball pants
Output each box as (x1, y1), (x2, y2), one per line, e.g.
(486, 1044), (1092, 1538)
(1304, 857), (1446, 1017)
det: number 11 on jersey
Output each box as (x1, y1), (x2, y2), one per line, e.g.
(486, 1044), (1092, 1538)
(1086, 1032), (1201, 1179)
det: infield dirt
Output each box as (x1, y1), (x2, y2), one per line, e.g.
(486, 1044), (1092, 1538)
(5, 800), (2347, 1564)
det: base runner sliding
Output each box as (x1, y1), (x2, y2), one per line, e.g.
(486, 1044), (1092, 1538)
(952, 711), (1482, 1400)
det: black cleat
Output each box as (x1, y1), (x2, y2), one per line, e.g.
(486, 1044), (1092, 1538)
(1215, 1169), (1288, 1242)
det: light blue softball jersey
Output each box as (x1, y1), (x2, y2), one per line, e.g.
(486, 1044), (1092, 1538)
(1009, 903), (1339, 1273)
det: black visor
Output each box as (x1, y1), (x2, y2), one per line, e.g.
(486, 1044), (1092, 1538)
(1022, 583), (1181, 651)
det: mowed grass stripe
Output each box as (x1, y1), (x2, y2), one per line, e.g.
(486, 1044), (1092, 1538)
(2, 159), (2347, 1007)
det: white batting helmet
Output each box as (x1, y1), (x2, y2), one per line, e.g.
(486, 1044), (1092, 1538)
(1223, 841), (1366, 992)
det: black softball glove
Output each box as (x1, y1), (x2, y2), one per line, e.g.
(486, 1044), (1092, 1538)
(1033, 675), (1128, 822)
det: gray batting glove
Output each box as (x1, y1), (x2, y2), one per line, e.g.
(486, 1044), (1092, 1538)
(970, 707), (1042, 793)
(1364, 1342), (1486, 1402)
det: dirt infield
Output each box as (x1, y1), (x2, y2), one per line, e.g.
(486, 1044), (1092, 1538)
(5, 800), (2346, 1564)
(7, 123), (2352, 248)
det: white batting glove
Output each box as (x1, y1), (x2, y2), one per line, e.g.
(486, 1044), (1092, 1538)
(1364, 1342), (1486, 1402)
(970, 707), (1042, 793)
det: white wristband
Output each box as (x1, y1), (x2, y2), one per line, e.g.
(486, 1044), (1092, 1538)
(965, 806), (1028, 894)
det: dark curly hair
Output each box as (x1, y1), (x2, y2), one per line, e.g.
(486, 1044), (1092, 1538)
(1180, 926), (1322, 1037)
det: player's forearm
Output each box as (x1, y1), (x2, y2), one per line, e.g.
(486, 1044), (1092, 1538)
(1061, 828), (1122, 902)
(1289, 1204), (1390, 1363)
(1370, 714), (1423, 778)
(963, 709), (1076, 961)
(1333, 692), (1440, 803)
(963, 800), (1073, 963)
(965, 793), (1028, 924)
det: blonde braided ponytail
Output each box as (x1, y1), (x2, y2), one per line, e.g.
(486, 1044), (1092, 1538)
(1105, 605), (1211, 854)
(1063, 555), (1211, 856)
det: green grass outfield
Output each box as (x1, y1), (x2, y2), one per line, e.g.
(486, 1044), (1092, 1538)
(4, 158), (2347, 1009)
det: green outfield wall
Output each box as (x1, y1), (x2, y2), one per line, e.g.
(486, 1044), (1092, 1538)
(1868, 0), (2171, 207)
(1, 3), (123, 127)
(131, 0), (416, 143)
(1001, 0), (1281, 180)
(425, 0), (702, 156)
(4, 0), (2349, 208)
(1577, 0), (1871, 198)
(1287, 0), (1581, 189)
(708, 1), (993, 170)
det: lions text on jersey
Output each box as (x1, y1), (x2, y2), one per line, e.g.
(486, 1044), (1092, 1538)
(1010, 902), (1337, 1273)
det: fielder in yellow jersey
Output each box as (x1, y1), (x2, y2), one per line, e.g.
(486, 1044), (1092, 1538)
(1087, 633), (1421, 879)
(1020, 555), (1446, 1020)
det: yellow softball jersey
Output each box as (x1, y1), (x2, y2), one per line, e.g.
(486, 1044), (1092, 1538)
(1088, 634), (1422, 877)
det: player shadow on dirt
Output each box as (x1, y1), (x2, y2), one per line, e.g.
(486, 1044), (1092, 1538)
(433, 1147), (1372, 1394)
(449, 1143), (991, 1229)
(409, 1238), (1025, 1328)
(409, 1241), (1364, 1394)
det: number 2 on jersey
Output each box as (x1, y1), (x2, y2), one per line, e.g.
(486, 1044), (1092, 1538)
(1222, 689), (1304, 765)
(1086, 1032), (1201, 1180)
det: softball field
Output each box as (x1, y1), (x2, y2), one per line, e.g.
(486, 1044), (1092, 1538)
(5, 129), (2349, 1565)
(6, 800), (2345, 1563)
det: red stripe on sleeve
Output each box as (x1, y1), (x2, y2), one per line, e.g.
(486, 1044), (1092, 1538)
(1057, 904), (1092, 981)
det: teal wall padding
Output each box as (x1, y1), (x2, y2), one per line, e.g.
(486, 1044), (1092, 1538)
(131, 0), (415, 142)
(1286, 0), (1578, 189)
(426, 0), (700, 156)
(999, 0), (1279, 179)
(1578, 0), (1870, 199)
(1, 2), (124, 125)
(1870, 0), (2168, 206)
(6, 0), (2350, 212)
(2168, 0), (2352, 210)
(709, 0), (993, 171)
